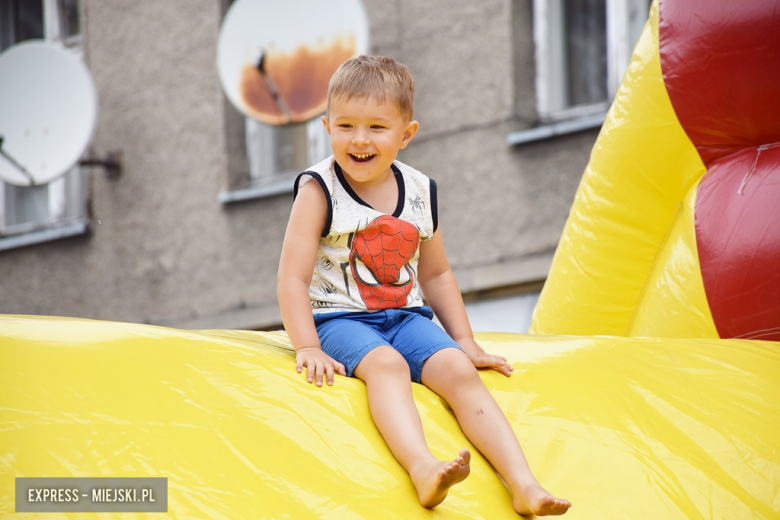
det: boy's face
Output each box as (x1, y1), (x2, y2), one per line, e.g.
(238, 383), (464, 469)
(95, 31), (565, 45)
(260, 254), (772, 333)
(322, 95), (419, 185)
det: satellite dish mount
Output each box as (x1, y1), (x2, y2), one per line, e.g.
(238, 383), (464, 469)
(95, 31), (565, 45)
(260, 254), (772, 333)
(0, 136), (120, 184)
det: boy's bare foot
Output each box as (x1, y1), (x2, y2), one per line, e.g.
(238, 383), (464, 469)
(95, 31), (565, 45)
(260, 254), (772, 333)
(411, 449), (471, 508)
(512, 484), (571, 517)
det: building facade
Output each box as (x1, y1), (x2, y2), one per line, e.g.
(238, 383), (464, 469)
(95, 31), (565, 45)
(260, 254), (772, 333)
(0, 0), (648, 331)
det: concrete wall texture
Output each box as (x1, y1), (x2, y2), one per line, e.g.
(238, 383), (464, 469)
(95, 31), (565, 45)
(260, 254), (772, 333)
(0, 0), (595, 329)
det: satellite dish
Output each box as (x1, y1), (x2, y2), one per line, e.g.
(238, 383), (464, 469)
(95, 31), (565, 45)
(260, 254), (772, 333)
(0, 40), (98, 187)
(217, 0), (370, 126)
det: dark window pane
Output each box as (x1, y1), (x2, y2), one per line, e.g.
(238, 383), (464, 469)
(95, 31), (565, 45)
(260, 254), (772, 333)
(0, 0), (44, 51)
(565, 0), (608, 106)
(12, 0), (43, 41)
(0, 0), (14, 49)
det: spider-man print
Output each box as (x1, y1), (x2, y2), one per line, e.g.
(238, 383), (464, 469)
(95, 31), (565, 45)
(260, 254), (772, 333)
(349, 215), (420, 310)
(409, 194), (424, 215)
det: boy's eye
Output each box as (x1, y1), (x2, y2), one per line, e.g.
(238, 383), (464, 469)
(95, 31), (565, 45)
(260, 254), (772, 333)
(371, 125), (386, 129)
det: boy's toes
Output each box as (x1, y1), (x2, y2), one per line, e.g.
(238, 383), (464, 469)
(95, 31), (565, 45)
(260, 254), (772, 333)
(441, 462), (459, 477)
(459, 449), (471, 465)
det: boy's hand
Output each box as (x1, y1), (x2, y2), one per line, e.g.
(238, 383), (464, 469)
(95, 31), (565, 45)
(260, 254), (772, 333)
(296, 347), (347, 387)
(469, 352), (514, 377)
(459, 338), (514, 377)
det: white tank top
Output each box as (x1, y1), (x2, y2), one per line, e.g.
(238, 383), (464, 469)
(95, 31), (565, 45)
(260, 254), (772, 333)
(294, 156), (438, 314)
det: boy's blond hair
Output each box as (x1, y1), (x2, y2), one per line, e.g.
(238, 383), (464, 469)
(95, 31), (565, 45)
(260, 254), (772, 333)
(327, 55), (415, 122)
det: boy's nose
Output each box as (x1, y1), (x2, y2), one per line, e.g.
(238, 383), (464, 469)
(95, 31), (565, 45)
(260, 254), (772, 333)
(351, 130), (370, 145)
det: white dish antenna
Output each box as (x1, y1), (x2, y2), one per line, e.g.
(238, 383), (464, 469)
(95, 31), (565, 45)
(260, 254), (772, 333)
(0, 40), (98, 187)
(217, 0), (370, 126)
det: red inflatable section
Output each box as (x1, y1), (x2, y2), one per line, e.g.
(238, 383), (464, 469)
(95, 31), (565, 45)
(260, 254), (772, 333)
(659, 0), (780, 164)
(659, 0), (780, 340)
(695, 147), (780, 340)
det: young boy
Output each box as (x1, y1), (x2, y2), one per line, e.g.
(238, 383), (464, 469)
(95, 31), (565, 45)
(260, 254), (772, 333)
(277, 55), (571, 516)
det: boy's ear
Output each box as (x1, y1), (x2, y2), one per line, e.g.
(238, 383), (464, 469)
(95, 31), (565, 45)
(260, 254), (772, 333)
(400, 120), (420, 149)
(321, 115), (331, 135)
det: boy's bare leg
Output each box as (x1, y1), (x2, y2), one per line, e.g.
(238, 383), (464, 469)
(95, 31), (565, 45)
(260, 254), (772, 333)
(353, 346), (471, 508)
(421, 348), (571, 516)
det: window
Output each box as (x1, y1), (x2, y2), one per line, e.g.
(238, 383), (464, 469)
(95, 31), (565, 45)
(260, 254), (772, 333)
(0, 167), (85, 237)
(0, 0), (87, 245)
(220, 116), (331, 203)
(245, 117), (331, 187)
(533, 0), (650, 122)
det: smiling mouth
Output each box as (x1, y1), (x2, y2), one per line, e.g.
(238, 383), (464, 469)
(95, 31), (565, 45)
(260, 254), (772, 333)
(349, 153), (376, 163)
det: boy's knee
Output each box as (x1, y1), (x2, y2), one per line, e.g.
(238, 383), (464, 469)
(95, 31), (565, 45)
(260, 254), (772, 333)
(360, 346), (410, 376)
(449, 354), (480, 381)
(425, 348), (479, 383)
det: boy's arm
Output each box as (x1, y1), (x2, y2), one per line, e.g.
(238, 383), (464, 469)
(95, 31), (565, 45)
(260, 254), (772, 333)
(277, 180), (346, 386)
(417, 227), (513, 377)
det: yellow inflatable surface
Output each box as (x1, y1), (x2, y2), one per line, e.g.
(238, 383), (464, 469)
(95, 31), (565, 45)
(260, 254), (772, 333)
(1, 315), (778, 519)
(4, 0), (779, 518)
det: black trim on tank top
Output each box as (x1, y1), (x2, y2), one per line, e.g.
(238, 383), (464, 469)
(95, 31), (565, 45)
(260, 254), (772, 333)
(429, 178), (439, 233)
(294, 171), (333, 237)
(334, 161), (406, 218)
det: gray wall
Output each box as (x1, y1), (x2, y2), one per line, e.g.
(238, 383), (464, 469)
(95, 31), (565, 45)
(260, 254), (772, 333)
(0, 0), (594, 329)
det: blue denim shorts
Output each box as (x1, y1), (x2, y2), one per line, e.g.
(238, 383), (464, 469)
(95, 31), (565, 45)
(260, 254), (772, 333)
(313, 306), (462, 383)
